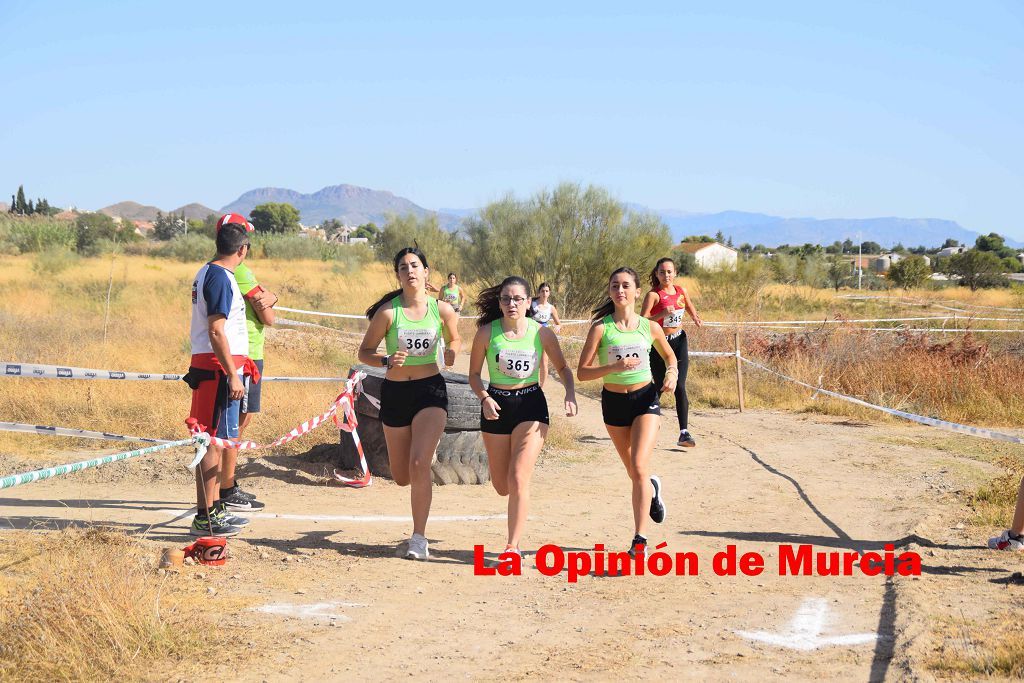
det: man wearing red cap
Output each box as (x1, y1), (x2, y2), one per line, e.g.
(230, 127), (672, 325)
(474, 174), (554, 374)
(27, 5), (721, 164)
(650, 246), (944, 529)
(185, 218), (260, 535)
(215, 213), (278, 513)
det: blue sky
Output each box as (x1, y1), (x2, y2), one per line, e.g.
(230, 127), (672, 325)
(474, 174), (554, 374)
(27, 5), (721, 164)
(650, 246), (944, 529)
(2, 1), (1022, 238)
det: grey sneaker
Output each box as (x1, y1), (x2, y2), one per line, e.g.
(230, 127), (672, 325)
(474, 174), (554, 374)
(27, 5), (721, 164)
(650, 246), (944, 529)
(678, 430), (696, 447)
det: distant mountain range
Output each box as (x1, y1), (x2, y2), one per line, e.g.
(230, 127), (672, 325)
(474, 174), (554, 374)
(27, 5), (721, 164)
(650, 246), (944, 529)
(99, 201), (217, 222)
(221, 185), (462, 230)
(639, 209), (1023, 249)
(94, 183), (1019, 250)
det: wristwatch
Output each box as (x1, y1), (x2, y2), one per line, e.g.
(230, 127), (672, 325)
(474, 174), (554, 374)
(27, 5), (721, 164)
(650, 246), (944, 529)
(381, 355), (391, 368)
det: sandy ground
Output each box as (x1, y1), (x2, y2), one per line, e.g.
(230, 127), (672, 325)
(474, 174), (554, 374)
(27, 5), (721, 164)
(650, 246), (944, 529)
(2, 357), (1023, 681)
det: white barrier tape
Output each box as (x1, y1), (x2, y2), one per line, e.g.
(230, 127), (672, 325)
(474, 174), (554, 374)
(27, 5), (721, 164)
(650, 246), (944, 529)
(839, 294), (1024, 313)
(1, 438), (198, 490)
(0, 422), (173, 444)
(720, 326), (1024, 334)
(279, 305), (593, 325)
(704, 315), (1023, 326)
(276, 318), (366, 339)
(1, 361), (348, 383)
(739, 356), (1024, 445)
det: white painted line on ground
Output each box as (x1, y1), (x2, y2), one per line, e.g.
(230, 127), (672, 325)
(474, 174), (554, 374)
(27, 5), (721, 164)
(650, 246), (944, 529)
(159, 509), (506, 523)
(255, 601), (365, 621)
(735, 597), (878, 651)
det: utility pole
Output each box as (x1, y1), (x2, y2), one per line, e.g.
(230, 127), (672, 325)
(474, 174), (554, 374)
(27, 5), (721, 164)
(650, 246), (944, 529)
(857, 232), (863, 289)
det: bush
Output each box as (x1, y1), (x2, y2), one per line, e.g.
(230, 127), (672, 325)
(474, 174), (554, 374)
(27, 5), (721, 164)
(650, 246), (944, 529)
(154, 234), (216, 262)
(0, 241), (20, 256)
(256, 234), (323, 260)
(31, 247), (80, 276)
(695, 258), (774, 313)
(461, 183), (671, 315)
(0, 214), (76, 252)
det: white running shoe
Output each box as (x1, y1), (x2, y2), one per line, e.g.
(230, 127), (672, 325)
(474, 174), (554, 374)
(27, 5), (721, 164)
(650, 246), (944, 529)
(988, 530), (1024, 551)
(405, 533), (430, 560)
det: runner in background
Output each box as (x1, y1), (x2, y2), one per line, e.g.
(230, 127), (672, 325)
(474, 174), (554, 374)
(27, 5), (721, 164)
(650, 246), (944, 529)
(530, 283), (561, 387)
(438, 273), (467, 313)
(222, 213), (278, 513)
(577, 267), (676, 558)
(641, 257), (702, 448)
(184, 222), (260, 537)
(469, 277), (577, 558)
(359, 248), (461, 560)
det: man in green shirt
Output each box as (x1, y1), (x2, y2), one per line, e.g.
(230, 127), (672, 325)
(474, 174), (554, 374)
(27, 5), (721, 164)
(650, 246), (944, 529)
(218, 228), (278, 511)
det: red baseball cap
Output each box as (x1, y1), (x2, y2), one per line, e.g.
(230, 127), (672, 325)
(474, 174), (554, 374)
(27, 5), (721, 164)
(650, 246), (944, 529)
(216, 213), (255, 232)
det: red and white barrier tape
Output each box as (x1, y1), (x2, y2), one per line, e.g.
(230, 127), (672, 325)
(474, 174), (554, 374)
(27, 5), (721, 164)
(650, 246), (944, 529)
(186, 372), (373, 488)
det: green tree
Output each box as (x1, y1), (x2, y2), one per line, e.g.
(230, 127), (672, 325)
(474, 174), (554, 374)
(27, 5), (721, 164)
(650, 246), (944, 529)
(321, 218), (345, 237)
(887, 255), (931, 289)
(250, 203), (300, 234)
(825, 241), (843, 255)
(354, 222), (380, 240)
(153, 210), (188, 240)
(462, 183), (671, 315)
(15, 185), (27, 215)
(377, 213), (464, 281)
(683, 234), (714, 243)
(860, 241), (882, 254)
(826, 257), (853, 291)
(75, 212), (120, 253)
(941, 238), (959, 249)
(8, 195), (15, 213)
(841, 238), (854, 253)
(946, 250), (1007, 291)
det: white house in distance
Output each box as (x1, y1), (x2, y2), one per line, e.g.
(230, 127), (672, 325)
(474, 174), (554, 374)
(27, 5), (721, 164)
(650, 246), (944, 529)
(677, 241), (738, 271)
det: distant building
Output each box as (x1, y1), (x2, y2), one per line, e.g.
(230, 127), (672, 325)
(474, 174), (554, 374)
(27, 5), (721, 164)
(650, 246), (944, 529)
(133, 220), (155, 237)
(676, 241), (737, 271)
(937, 245), (967, 258)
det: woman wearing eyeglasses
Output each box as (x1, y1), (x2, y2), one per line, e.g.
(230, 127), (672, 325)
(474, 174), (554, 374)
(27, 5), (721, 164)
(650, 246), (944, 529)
(360, 247), (462, 560)
(468, 276), (578, 558)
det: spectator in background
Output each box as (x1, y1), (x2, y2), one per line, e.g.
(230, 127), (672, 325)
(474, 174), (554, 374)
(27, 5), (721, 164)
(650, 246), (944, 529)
(216, 213), (278, 512)
(184, 220), (259, 536)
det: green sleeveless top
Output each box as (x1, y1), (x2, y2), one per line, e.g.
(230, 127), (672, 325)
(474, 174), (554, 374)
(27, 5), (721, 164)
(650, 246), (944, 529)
(486, 318), (543, 386)
(385, 296), (442, 366)
(598, 315), (653, 385)
(439, 285), (461, 306)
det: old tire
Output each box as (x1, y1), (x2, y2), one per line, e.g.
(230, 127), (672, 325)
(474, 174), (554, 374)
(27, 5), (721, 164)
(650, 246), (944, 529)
(351, 364), (483, 432)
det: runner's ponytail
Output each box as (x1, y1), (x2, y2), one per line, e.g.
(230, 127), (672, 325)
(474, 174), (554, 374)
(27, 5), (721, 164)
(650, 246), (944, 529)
(475, 276), (532, 328)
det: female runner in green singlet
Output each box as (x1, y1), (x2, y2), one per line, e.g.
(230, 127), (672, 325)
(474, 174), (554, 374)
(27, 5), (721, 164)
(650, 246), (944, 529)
(468, 277), (577, 557)
(577, 267), (677, 558)
(360, 247), (462, 560)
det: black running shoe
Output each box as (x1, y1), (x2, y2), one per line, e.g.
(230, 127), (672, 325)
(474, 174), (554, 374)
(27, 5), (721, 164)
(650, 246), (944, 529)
(649, 475), (666, 524)
(628, 534), (647, 559)
(220, 489), (265, 511)
(221, 485), (258, 502)
(678, 430), (696, 448)
(190, 514), (241, 537)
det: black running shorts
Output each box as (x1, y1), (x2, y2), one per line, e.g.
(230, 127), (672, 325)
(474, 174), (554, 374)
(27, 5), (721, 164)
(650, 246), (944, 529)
(601, 382), (661, 427)
(380, 373), (449, 427)
(480, 384), (549, 435)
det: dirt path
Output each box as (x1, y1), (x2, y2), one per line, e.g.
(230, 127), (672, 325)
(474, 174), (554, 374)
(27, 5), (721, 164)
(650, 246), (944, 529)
(1, 357), (1022, 681)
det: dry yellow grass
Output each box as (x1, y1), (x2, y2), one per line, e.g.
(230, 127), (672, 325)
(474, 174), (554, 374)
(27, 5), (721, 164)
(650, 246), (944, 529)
(0, 527), (222, 682)
(929, 615), (1024, 679)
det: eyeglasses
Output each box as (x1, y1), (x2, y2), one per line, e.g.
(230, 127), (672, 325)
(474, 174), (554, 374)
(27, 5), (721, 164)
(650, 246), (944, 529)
(499, 296), (527, 305)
